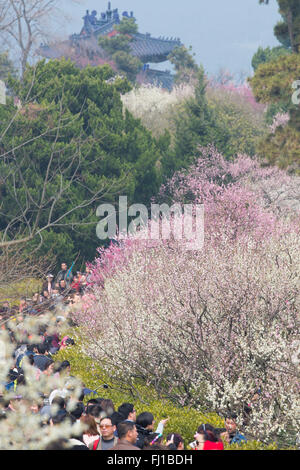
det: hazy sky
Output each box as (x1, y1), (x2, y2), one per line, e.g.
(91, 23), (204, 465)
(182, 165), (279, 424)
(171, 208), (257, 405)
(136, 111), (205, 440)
(58, 0), (281, 77)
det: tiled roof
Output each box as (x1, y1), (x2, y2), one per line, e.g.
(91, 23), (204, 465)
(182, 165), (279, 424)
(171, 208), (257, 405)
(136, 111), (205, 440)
(138, 69), (175, 91)
(129, 33), (181, 62)
(37, 5), (181, 88)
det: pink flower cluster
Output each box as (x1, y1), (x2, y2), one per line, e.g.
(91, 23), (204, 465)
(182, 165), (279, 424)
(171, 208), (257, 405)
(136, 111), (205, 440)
(269, 112), (290, 134)
(75, 146), (300, 443)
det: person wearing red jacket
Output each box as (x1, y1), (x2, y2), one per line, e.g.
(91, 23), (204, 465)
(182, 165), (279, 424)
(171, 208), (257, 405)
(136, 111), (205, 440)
(194, 423), (224, 450)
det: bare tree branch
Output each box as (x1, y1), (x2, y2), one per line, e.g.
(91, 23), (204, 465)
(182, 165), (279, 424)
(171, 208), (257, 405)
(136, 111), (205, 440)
(0, 0), (76, 78)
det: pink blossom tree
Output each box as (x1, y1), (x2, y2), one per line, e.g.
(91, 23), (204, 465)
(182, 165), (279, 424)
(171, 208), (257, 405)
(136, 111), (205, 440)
(76, 147), (300, 445)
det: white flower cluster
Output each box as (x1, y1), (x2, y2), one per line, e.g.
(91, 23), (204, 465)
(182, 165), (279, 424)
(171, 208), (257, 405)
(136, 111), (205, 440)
(80, 231), (300, 446)
(269, 112), (290, 134)
(121, 84), (195, 137)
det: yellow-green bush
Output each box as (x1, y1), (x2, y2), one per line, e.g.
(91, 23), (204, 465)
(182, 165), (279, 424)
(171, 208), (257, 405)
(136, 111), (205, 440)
(0, 278), (42, 305)
(53, 342), (297, 450)
(206, 86), (267, 159)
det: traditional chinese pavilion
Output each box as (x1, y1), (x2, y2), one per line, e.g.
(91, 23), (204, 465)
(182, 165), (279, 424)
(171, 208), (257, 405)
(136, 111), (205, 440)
(39, 2), (182, 89)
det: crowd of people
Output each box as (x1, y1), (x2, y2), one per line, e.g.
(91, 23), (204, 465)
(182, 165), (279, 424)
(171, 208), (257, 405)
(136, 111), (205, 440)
(0, 327), (248, 450)
(0, 261), (250, 451)
(0, 262), (93, 324)
(1, 328), (248, 452)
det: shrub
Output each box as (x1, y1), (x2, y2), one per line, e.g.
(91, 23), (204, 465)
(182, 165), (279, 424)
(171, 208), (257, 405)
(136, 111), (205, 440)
(0, 278), (42, 305)
(206, 83), (267, 158)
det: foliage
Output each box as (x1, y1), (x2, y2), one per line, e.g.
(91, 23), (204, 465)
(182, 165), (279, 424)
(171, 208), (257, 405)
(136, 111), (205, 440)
(0, 278), (42, 305)
(249, 53), (300, 172)
(206, 83), (267, 158)
(98, 35), (132, 56)
(251, 46), (291, 71)
(98, 18), (142, 82)
(256, 123), (300, 172)
(167, 45), (199, 84)
(121, 80), (267, 169)
(259, 0), (300, 52)
(112, 51), (142, 83)
(0, 242), (53, 302)
(165, 68), (230, 176)
(249, 54), (300, 106)
(166, 73), (268, 176)
(274, 0), (300, 52)
(0, 52), (16, 82)
(115, 17), (138, 35)
(252, 0), (298, 126)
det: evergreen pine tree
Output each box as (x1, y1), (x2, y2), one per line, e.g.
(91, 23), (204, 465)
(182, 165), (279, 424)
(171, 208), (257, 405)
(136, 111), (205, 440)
(169, 68), (229, 173)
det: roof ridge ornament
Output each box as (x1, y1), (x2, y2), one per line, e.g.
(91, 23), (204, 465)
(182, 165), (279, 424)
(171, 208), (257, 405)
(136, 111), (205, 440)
(40, 2), (182, 89)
